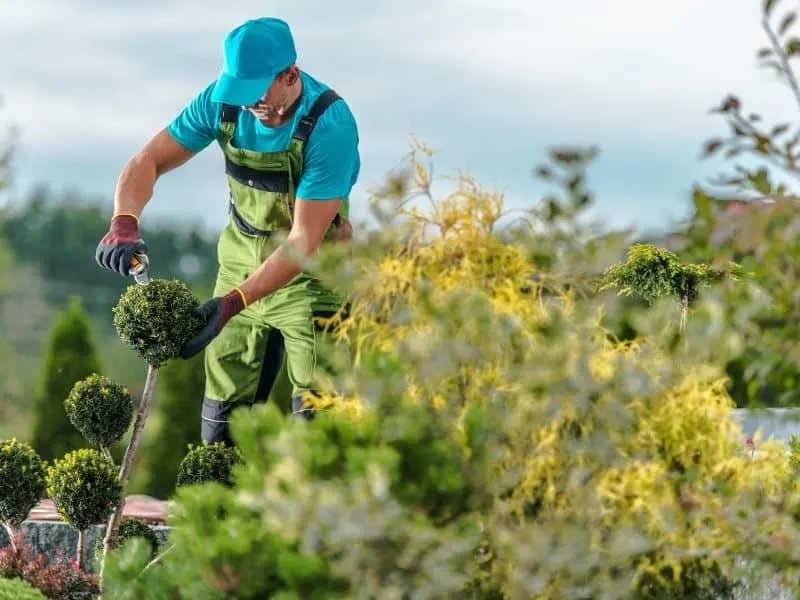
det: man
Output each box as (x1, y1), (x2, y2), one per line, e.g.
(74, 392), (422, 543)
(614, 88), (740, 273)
(95, 17), (360, 445)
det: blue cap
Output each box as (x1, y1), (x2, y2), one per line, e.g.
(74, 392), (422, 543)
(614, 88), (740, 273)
(211, 18), (297, 106)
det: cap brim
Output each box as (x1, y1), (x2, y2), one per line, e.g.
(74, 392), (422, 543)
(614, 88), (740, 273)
(210, 72), (275, 106)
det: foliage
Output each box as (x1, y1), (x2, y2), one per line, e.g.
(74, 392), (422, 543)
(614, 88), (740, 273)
(45, 449), (121, 532)
(0, 440), (45, 531)
(663, 0), (800, 408)
(29, 296), (99, 461)
(175, 441), (242, 488)
(112, 279), (204, 367)
(599, 243), (738, 306)
(63, 373), (134, 449)
(101, 142), (800, 599)
(95, 518), (160, 562)
(0, 536), (98, 600)
(0, 576), (47, 600)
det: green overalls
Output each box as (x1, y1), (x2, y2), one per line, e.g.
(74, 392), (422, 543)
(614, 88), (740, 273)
(201, 89), (348, 445)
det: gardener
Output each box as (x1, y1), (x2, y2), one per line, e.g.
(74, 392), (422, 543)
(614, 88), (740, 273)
(94, 17), (360, 445)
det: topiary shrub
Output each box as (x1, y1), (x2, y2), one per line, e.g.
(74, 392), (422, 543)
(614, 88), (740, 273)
(45, 449), (121, 570)
(94, 517), (160, 564)
(112, 278), (204, 367)
(0, 576), (47, 600)
(0, 439), (46, 545)
(63, 373), (134, 454)
(175, 441), (242, 488)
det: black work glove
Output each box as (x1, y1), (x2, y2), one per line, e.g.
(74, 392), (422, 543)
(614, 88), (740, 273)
(95, 214), (147, 276)
(180, 288), (247, 359)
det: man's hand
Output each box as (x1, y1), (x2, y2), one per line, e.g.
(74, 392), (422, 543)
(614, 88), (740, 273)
(180, 288), (247, 359)
(95, 214), (147, 276)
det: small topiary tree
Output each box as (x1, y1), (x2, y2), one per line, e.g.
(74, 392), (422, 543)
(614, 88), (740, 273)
(63, 373), (134, 463)
(100, 278), (204, 586)
(93, 517), (160, 570)
(598, 243), (740, 331)
(0, 439), (45, 549)
(112, 278), (204, 368)
(175, 441), (242, 488)
(46, 448), (121, 571)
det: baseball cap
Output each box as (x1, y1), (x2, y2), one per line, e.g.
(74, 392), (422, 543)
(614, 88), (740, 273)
(211, 17), (297, 106)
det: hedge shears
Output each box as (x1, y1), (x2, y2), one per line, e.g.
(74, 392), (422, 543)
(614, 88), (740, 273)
(130, 251), (150, 286)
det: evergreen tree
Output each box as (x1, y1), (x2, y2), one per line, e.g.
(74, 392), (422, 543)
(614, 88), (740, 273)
(30, 296), (101, 461)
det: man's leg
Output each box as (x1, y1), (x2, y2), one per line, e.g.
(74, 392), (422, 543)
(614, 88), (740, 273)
(202, 310), (280, 445)
(268, 296), (350, 419)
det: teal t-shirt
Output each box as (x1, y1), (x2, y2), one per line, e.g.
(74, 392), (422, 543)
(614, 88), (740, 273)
(167, 71), (360, 203)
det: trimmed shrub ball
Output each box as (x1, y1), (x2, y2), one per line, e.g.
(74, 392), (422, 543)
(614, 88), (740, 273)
(112, 278), (205, 367)
(176, 441), (242, 488)
(45, 449), (121, 531)
(64, 373), (134, 448)
(0, 439), (46, 530)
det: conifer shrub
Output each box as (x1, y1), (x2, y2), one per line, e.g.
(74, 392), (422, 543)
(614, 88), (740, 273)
(112, 279), (204, 367)
(93, 517), (160, 561)
(63, 373), (134, 450)
(45, 449), (121, 532)
(30, 296), (100, 462)
(0, 439), (45, 539)
(175, 441), (241, 488)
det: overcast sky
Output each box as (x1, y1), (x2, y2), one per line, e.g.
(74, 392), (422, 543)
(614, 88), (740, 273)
(1, 0), (797, 237)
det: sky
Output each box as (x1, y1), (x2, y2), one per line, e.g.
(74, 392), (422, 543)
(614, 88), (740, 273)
(1, 0), (798, 238)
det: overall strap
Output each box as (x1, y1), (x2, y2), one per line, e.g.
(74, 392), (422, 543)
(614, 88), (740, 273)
(219, 104), (241, 143)
(291, 89), (343, 227)
(292, 88), (341, 144)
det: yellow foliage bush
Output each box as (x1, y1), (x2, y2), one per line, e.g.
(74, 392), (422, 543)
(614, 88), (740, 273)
(307, 141), (798, 598)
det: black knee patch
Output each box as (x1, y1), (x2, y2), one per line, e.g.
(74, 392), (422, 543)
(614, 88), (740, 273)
(201, 398), (238, 446)
(291, 394), (316, 421)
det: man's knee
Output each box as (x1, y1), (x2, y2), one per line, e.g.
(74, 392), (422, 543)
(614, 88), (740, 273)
(201, 398), (238, 446)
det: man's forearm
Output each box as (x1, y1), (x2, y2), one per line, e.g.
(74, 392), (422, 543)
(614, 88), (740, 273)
(237, 235), (314, 303)
(114, 154), (158, 218)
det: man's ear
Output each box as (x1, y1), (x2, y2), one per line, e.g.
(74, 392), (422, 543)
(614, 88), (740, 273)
(282, 65), (300, 85)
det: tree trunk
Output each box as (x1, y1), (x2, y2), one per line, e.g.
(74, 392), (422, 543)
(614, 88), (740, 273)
(99, 363), (159, 590)
(76, 529), (85, 571)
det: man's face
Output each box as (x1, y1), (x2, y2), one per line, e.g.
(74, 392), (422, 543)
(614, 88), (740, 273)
(244, 68), (297, 125)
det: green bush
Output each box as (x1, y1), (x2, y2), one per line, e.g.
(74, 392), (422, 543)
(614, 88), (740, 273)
(112, 278), (204, 366)
(29, 296), (100, 461)
(175, 441), (241, 488)
(64, 373), (134, 449)
(0, 577), (47, 600)
(45, 448), (121, 532)
(94, 517), (160, 562)
(0, 439), (45, 531)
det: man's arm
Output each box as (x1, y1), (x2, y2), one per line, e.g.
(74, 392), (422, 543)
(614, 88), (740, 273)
(238, 198), (342, 302)
(114, 128), (197, 218)
(237, 108), (360, 304)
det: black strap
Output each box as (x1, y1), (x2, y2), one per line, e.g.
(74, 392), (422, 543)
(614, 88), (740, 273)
(221, 104), (240, 124)
(292, 89), (341, 144)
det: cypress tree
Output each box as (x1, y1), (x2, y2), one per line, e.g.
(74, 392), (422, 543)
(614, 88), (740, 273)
(30, 296), (101, 461)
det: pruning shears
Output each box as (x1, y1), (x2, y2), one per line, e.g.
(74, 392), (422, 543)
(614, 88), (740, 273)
(130, 251), (150, 286)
